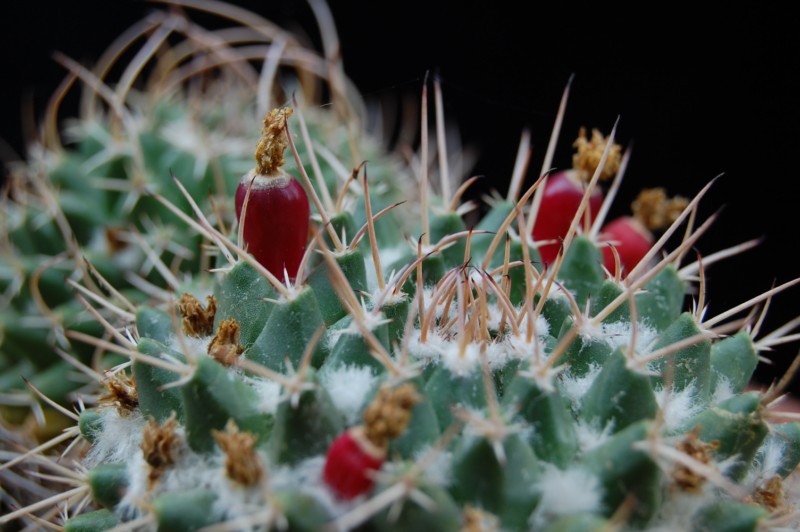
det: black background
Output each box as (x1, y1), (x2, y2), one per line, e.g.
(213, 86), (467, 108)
(2, 2), (799, 391)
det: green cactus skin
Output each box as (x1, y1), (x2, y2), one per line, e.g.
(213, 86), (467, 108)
(63, 509), (119, 532)
(1, 3), (799, 532)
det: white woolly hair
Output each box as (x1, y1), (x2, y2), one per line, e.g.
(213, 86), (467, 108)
(710, 375), (735, 405)
(654, 384), (705, 434)
(327, 311), (388, 353)
(406, 326), (449, 363)
(118, 430), (273, 524)
(85, 409), (146, 467)
(646, 488), (716, 532)
(744, 435), (787, 490)
(506, 332), (550, 364)
(516, 313), (551, 340)
(117, 453), (148, 519)
(271, 456), (356, 519)
(529, 464), (604, 529)
(166, 332), (212, 361)
(320, 364), (379, 425)
(117, 428), (217, 519)
(598, 320), (659, 354)
(573, 418), (615, 453)
(440, 341), (482, 377)
(485, 339), (517, 371)
(208, 451), (271, 523)
(558, 363), (604, 411)
(245, 376), (282, 416)
(483, 302), (548, 338)
(325, 324), (348, 352)
(412, 447), (453, 487)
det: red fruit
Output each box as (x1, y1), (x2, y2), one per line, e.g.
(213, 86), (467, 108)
(323, 428), (386, 499)
(600, 216), (654, 277)
(532, 170), (604, 265)
(235, 172), (310, 280)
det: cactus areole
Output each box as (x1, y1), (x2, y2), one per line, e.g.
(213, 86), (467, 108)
(235, 108), (310, 280)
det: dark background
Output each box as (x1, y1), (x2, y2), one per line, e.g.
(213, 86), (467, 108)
(2, 2), (799, 390)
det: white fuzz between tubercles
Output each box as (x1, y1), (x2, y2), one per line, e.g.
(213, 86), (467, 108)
(117, 427), (209, 519)
(356, 310), (388, 335)
(86, 410), (146, 467)
(485, 339), (517, 370)
(246, 376), (282, 416)
(413, 447), (453, 487)
(119, 437), (271, 524)
(507, 333), (550, 363)
(271, 456), (355, 519)
(573, 419), (615, 453)
(710, 375), (735, 405)
(516, 313), (551, 340)
(117, 453), (148, 519)
(167, 333), (213, 360)
(484, 303), (507, 334)
(420, 286), (446, 320)
(325, 326), (347, 352)
(440, 342), (482, 377)
(654, 384), (705, 434)
(208, 450), (270, 523)
(647, 488), (716, 532)
(745, 436), (787, 490)
(558, 364), (604, 411)
(529, 464), (604, 529)
(406, 326), (449, 363)
(321, 365), (379, 425)
(598, 320), (658, 354)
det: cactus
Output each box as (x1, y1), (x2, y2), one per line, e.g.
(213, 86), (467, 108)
(0, 4), (407, 433)
(2, 3), (800, 531)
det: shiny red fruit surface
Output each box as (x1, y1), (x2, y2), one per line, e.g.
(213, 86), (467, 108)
(600, 216), (654, 277)
(235, 174), (310, 280)
(532, 171), (604, 265)
(323, 430), (385, 499)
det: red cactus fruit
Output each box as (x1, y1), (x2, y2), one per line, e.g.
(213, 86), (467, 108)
(600, 188), (688, 277)
(323, 427), (386, 499)
(533, 170), (604, 265)
(600, 216), (653, 275)
(323, 385), (419, 499)
(236, 108), (309, 280)
(235, 175), (309, 280)
(532, 128), (621, 266)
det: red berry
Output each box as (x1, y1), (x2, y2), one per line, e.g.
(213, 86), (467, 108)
(235, 172), (310, 281)
(323, 428), (385, 499)
(600, 216), (654, 277)
(532, 170), (604, 265)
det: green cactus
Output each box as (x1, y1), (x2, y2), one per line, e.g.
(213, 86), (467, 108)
(0, 5), (408, 433)
(2, 3), (800, 531)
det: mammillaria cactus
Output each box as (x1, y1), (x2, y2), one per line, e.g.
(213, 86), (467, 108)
(2, 2), (800, 531)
